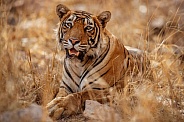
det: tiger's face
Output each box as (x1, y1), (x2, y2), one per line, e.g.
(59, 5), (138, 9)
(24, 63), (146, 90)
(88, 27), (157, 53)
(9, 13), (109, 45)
(59, 12), (98, 60)
(56, 4), (111, 61)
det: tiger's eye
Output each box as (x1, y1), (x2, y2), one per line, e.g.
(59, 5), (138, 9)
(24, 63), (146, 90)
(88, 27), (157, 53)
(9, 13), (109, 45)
(62, 26), (68, 33)
(85, 26), (93, 31)
(65, 22), (72, 28)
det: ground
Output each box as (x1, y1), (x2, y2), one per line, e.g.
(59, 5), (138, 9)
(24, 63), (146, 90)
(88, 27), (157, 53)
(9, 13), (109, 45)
(0, 0), (184, 122)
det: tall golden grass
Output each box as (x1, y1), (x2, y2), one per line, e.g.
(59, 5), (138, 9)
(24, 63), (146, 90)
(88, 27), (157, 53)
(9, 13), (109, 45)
(0, 0), (184, 121)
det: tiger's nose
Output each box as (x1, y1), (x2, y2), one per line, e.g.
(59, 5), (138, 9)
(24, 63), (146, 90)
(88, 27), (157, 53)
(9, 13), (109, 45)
(69, 38), (80, 45)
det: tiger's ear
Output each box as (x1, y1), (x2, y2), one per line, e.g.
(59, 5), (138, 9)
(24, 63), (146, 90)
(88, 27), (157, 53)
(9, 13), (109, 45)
(97, 11), (111, 28)
(56, 4), (70, 18)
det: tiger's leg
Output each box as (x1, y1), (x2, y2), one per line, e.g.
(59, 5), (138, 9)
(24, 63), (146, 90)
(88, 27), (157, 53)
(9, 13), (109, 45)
(55, 87), (68, 97)
(46, 89), (110, 120)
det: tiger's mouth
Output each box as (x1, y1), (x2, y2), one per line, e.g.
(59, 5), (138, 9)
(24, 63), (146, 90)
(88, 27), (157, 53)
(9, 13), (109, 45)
(66, 47), (86, 61)
(68, 48), (80, 57)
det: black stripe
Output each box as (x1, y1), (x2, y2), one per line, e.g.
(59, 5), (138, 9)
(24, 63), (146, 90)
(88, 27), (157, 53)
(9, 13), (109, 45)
(90, 24), (100, 48)
(87, 60), (111, 78)
(70, 67), (81, 78)
(62, 80), (74, 93)
(127, 57), (130, 69)
(124, 46), (129, 55)
(64, 59), (79, 87)
(82, 57), (90, 67)
(123, 47), (127, 58)
(92, 88), (107, 90)
(80, 38), (110, 83)
(60, 86), (66, 88)
(90, 68), (110, 84)
(124, 48), (131, 69)
(74, 12), (92, 18)
(93, 68), (110, 82)
(82, 56), (93, 69)
(80, 69), (90, 83)
(95, 24), (100, 47)
(58, 24), (63, 42)
(82, 68), (110, 90)
(93, 39), (110, 68)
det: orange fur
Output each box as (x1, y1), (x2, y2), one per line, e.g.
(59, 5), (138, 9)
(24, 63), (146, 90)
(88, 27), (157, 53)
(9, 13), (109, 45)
(47, 4), (149, 120)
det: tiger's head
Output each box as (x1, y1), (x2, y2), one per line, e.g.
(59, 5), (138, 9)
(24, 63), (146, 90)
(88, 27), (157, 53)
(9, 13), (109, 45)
(56, 4), (111, 61)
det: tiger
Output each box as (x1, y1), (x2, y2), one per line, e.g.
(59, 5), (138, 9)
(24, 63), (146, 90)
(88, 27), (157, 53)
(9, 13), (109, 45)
(46, 4), (149, 120)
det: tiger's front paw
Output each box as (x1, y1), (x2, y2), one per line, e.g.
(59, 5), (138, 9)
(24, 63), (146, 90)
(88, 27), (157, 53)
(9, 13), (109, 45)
(46, 94), (82, 120)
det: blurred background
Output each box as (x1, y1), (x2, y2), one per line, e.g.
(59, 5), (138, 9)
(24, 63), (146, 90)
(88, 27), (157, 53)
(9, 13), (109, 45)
(0, 0), (184, 121)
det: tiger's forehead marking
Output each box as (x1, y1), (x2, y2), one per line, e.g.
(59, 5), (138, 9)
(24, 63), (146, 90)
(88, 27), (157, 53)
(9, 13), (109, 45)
(66, 11), (95, 26)
(74, 10), (93, 18)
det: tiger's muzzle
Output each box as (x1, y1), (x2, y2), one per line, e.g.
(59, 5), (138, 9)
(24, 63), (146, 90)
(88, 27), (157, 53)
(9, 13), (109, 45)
(64, 38), (80, 57)
(63, 37), (90, 61)
(68, 38), (80, 56)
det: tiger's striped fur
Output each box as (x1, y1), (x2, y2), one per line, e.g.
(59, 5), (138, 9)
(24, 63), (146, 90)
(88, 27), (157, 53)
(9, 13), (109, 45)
(47, 4), (149, 120)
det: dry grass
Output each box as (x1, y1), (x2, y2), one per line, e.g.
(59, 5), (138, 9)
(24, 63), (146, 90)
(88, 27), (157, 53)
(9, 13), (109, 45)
(0, 0), (184, 122)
